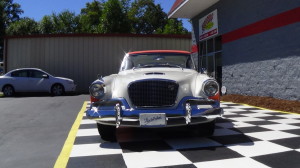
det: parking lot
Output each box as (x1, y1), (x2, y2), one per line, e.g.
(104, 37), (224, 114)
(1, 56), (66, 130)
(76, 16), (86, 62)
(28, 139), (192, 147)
(0, 96), (300, 168)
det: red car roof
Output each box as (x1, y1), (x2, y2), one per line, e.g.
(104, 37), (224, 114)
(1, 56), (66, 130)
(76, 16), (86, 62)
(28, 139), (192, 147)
(128, 50), (190, 55)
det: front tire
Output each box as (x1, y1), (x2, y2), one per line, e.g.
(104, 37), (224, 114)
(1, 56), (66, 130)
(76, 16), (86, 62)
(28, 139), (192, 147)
(2, 85), (15, 97)
(97, 123), (116, 141)
(51, 84), (64, 96)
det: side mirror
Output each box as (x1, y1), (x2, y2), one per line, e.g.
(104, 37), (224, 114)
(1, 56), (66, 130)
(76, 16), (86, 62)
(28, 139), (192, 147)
(42, 74), (49, 79)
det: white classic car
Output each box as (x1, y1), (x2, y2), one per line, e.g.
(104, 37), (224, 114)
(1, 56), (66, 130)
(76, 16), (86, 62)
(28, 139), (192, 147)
(0, 68), (76, 96)
(86, 50), (223, 141)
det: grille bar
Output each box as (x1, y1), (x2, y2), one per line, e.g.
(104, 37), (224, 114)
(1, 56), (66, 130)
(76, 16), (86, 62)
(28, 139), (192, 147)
(128, 80), (178, 108)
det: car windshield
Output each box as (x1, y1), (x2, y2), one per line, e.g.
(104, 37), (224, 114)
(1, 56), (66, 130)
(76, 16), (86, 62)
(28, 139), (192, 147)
(120, 52), (195, 71)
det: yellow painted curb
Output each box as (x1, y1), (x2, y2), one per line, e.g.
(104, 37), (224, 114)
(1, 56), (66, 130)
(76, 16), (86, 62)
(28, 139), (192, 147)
(53, 101), (88, 168)
(221, 101), (299, 115)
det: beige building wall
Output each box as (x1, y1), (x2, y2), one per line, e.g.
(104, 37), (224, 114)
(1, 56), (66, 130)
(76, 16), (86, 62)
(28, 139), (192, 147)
(5, 34), (191, 92)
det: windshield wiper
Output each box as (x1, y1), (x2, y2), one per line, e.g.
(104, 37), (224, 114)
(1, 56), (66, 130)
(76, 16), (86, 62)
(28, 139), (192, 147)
(133, 64), (156, 70)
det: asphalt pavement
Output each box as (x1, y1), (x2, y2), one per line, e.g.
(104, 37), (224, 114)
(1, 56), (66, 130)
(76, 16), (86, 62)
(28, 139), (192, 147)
(0, 94), (89, 168)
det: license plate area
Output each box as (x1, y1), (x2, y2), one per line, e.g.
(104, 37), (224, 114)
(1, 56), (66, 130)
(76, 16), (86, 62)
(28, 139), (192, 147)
(140, 113), (166, 127)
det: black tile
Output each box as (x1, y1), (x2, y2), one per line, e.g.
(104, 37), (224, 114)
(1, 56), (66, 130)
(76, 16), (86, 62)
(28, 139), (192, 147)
(290, 123), (300, 127)
(243, 108), (262, 111)
(79, 123), (96, 129)
(281, 129), (300, 136)
(216, 118), (235, 123)
(155, 164), (197, 168)
(257, 116), (287, 120)
(223, 104), (243, 107)
(179, 146), (243, 162)
(263, 112), (290, 116)
(67, 154), (126, 168)
(120, 140), (173, 153)
(74, 135), (104, 145)
(252, 151), (300, 168)
(82, 116), (88, 120)
(245, 121), (279, 126)
(271, 137), (300, 149)
(210, 134), (258, 145)
(230, 126), (271, 134)
(232, 111), (257, 114)
(223, 114), (245, 118)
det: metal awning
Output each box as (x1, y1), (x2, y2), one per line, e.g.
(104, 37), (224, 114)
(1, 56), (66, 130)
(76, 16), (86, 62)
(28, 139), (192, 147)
(168, 0), (219, 19)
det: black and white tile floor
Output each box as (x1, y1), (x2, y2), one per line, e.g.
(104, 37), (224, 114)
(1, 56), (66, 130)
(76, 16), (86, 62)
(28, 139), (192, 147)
(67, 102), (300, 168)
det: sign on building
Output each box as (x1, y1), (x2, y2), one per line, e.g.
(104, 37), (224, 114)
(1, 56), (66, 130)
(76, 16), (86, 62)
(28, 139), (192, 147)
(199, 10), (218, 41)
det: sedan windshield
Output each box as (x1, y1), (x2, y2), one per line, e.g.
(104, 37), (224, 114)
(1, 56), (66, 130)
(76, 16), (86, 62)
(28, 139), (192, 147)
(120, 53), (195, 71)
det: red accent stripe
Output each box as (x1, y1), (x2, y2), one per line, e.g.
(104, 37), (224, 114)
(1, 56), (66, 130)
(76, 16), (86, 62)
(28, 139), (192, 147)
(222, 7), (300, 44)
(168, 0), (186, 15)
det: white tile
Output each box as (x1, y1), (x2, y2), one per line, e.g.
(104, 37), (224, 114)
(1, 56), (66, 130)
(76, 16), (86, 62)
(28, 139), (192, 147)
(227, 141), (292, 157)
(229, 117), (264, 122)
(70, 143), (122, 157)
(269, 119), (300, 124)
(223, 108), (246, 112)
(165, 137), (222, 150)
(216, 122), (256, 128)
(279, 114), (300, 119)
(123, 151), (192, 168)
(76, 128), (99, 137)
(194, 157), (271, 168)
(260, 124), (300, 131)
(80, 119), (96, 125)
(246, 131), (298, 141)
(213, 128), (241, 136)
(251, 110), (277, 113)
(232, 122), (256, 128)
(240, 113), (273, 117)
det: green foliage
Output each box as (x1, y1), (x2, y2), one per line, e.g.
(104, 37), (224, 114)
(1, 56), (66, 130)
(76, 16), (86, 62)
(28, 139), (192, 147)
(98, 0), (131, 33)
(39, 15), (55, 34)
(6, 17), (39, 35)
(0, 0), (23, 60)
(128, 0), (167, 34)
(156, 19), (188, 35)
(51, 10), (80, 34)
(79, 0), (103, 33)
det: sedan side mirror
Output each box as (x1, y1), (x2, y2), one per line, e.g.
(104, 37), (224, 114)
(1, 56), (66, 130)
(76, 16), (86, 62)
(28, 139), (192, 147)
(42, 74), (49, 79)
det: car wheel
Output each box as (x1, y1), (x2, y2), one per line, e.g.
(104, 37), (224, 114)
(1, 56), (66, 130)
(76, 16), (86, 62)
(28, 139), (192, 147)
(51, 84), (64, 96)
(97, 123), (116, 141)
(196, 119), (216, 136)
(2, 85), (14, 97)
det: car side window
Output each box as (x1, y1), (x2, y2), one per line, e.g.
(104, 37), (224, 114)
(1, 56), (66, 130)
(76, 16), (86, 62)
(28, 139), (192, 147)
(29, 70), (46, 78)
(11, 70), (28, 77)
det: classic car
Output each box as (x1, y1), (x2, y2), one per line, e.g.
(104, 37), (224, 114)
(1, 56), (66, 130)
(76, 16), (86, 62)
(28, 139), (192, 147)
(0, 68), (76, 96)
(86, 50), (223, 141)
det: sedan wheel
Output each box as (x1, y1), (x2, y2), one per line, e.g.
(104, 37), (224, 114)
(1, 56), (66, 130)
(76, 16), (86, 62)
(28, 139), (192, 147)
(51, 84), (64, 96)
(3, 85), (14, 97)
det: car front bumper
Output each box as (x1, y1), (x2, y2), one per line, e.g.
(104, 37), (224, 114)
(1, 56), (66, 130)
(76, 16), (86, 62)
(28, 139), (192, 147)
(86, 97), (223, 128)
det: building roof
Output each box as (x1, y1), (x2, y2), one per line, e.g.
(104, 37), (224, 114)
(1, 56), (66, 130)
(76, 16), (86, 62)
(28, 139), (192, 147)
(168, 0), (219, 19)
(128, 50), (190, 55)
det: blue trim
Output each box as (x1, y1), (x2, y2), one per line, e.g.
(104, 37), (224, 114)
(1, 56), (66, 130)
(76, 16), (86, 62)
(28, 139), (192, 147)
(86, 97), (219, 118)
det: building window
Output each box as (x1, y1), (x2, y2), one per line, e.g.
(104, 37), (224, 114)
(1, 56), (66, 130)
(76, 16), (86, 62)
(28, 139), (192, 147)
(199, 36), (222, 85)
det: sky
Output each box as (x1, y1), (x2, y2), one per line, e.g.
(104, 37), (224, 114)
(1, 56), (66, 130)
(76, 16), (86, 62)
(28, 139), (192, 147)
(14, 0), (191, 31)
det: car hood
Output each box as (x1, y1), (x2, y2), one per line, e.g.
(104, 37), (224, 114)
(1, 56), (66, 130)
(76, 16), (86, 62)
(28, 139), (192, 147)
(106, 68), (202, 107)
(55, 77), (73, 82)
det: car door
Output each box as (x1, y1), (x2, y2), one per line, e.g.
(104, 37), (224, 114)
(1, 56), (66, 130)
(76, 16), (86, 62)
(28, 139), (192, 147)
(10, 70), (30, 92)
(27, 70), (52, 92)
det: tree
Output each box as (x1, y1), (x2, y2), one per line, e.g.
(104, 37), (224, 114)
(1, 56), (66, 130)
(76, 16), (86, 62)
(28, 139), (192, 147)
(6, 17), (39, 35)
(39, 15), (55, 34)
(156, 19), (188, 35)
(51, 10), (80, 34)
(128, 0), (167, 34)
(0, 0), (23, 60)
(79, 0), (103, 33)
(98, 0), (131, 33)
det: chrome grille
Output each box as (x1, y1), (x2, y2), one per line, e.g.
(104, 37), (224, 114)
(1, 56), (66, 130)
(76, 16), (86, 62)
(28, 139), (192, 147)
(128, 80), (178, 107)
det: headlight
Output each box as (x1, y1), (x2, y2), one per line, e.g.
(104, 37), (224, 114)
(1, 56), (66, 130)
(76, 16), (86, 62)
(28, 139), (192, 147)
(89, 83), (105, 99)
(202, 80), (219, 97)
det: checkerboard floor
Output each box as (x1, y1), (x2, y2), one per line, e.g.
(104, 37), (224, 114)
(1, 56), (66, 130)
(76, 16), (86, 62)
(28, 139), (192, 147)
(67, 102), (300, 168)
